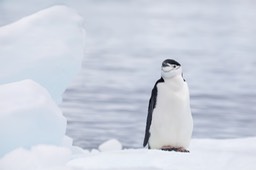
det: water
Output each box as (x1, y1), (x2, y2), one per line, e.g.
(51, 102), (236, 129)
(2, 0), (256, 149)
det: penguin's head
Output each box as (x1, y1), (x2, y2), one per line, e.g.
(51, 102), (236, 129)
(161, 59), (182, 79)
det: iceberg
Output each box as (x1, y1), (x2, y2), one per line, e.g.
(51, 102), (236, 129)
(0, 5), (85, 102)
(0, 4), (86, 157)
(0, 80), (67, 157)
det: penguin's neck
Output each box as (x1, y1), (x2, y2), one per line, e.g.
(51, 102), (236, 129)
(163, 75), (184, 91)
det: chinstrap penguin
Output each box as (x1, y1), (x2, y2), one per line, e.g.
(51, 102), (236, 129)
(143, 59), (193, 152)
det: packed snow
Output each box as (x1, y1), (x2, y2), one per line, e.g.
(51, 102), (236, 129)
(0, 4), (255, 170)
(0, 5), (84, 102)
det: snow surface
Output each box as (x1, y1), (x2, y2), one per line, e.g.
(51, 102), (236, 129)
(0, 5), (85, 102)
(68, 138), (256, 170)
(0, 145), (72, 170)
(0, 138), (255, 170)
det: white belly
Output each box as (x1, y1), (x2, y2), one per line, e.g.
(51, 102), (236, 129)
(149, 81), (193, 149)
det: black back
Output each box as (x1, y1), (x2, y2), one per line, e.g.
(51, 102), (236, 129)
(143, 77), (164, 147)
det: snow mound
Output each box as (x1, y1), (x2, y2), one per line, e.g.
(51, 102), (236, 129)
(0, 80), (67, 157)
(98, 139), (122, 152)
(0, 5), (85, 102)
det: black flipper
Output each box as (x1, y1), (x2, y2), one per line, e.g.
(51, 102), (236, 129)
(143, 77), (164, 147)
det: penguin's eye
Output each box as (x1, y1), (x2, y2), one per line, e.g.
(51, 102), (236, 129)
(173, 65), (177, 68)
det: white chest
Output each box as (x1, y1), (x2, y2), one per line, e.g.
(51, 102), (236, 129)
(149, 78), (193, 149)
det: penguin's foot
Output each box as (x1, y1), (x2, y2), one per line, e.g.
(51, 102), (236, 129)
(174, 147), (190, 153)
(161, 146), (189, 153)
(161, 145), (176, 151)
